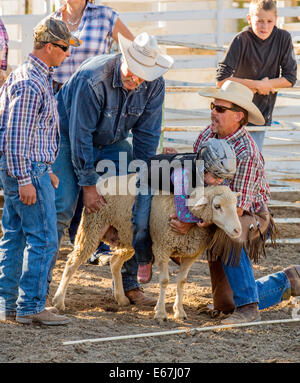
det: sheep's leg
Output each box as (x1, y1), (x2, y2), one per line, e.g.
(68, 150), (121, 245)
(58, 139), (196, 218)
(154, 259), (169, 321)
(173, 256), (197, 320)
(53, 219), (110, 311)
(53, 249), (86, 311)
(110, 250), (134, 306)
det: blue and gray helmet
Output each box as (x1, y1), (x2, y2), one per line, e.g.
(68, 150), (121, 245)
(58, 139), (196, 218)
(196, 138), (237, 179)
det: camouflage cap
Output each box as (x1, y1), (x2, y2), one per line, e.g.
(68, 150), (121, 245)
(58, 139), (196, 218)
(34, 17), (81, 47)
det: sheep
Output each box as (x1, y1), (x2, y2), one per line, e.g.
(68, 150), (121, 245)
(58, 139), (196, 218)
(53, 173), (242, 320)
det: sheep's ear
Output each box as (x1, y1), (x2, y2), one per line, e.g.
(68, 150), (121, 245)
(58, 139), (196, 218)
(235, 192), (242, 198)
(195, 196), (209, 207)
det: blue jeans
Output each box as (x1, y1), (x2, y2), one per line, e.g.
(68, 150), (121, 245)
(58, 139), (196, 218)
(0, 156), (58, 317)
(223, 247), (291, 310)
(132, 192), (154, 265)
(49, 133), (140, 292)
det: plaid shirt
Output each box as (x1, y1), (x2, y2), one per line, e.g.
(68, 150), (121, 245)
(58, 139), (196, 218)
(0, 18), (9, 70)
(0, 54), (60, 186)
(193, 125), (270, 213)
(52, 2), (118, 83)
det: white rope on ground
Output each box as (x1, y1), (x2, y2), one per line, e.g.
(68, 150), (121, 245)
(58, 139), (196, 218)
(62, 318), (300, 346)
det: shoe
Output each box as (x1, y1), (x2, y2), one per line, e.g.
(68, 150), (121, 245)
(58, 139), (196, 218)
(221, 303), (261, 325)
(89, 253), (112, 266)
(46, 306), (60, 314)
(125, 288), (156, 307)
(16, 309), (70, 325)
(198, 304), (234, 318)
(88, 243), (113, 265)
(46, 297), (59, 314)
(137, 263), (152, 284)
(283, 265), (300, 296)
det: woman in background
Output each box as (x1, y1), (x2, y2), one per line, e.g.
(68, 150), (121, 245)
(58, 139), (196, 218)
(0, 18), (9, 87)
(52, 0), (134, 91)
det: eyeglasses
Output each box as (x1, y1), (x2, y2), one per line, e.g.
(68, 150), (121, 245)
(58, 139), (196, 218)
(210, 102), (239, 114)
(51, 42), (69, 52)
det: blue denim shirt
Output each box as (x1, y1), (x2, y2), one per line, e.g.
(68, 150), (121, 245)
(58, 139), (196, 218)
(56, 53), (165, 186)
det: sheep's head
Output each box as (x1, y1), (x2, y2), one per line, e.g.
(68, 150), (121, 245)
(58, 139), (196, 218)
(189, 185), (242, 239)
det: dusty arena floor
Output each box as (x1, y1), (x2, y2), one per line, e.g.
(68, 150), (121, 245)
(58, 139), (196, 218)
(0, 192), (299, 365)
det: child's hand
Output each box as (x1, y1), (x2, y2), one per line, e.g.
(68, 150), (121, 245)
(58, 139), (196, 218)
(196, 220), (212, 228)
(163, 147), (178, 154)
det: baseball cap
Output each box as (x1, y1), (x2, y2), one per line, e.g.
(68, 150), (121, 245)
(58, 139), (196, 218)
(34, 17), (81, 47)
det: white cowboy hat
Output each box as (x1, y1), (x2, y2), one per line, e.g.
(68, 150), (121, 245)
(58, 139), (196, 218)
(198, 80), (265, 125)
(118, 32), (174, 82)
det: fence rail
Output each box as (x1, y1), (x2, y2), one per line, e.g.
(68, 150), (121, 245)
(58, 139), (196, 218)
(3, 4), (300, 67)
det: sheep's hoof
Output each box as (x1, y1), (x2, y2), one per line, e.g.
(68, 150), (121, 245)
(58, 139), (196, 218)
(52, 296), (65, 311)
(174, 310), (187, 320)
(155, 318), (167, 325)
(154, 312), (167, 322)
(117, 296), (131, 307)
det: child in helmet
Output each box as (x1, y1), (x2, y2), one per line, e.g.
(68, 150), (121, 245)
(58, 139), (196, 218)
(172, 138), (236, 224)
(136, 138), (237, 283)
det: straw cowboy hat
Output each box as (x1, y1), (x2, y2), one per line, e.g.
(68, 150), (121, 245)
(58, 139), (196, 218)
(118, 32), (174, 82)
(199, 80), (265, 125)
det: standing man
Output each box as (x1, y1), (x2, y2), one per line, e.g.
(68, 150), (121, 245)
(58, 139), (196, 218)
(50, 32), (173, 305)
(0, 17), (80, 325)
(169, 80), (300, 324)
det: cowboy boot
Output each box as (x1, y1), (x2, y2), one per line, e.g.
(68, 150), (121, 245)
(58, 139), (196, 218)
(283, 265), (300, 297)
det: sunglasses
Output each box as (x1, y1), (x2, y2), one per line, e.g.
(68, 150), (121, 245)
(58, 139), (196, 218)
(210, 102), (239, 114)
(51, 42), (70, 52)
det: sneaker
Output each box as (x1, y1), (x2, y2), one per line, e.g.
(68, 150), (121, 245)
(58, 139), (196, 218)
(221, 303), (260, 325)
(137, 262), (152, 284)
(16, 309), (70, 325)
(88, 243), (112, 265)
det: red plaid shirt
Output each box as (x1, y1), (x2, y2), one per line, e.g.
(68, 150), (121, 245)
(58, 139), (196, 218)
(193, 125), (270, 213)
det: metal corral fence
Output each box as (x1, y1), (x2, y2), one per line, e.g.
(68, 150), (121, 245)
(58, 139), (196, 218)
(1, 0), (300, 244)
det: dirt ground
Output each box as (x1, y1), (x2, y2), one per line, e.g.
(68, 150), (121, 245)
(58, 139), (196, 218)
(0, 192), (300, 365)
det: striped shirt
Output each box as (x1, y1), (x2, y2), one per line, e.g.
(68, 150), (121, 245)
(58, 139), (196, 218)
(0, 54), (60, 186)
(0, 18), (9, 70)
(193, 125), (270, 213)
(52, 2), (118, 83)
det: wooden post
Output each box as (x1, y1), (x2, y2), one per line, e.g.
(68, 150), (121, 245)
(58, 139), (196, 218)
(277, 1), (285, 28)
(216, 0), (224, 65)
(25, 0), (32, 15)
